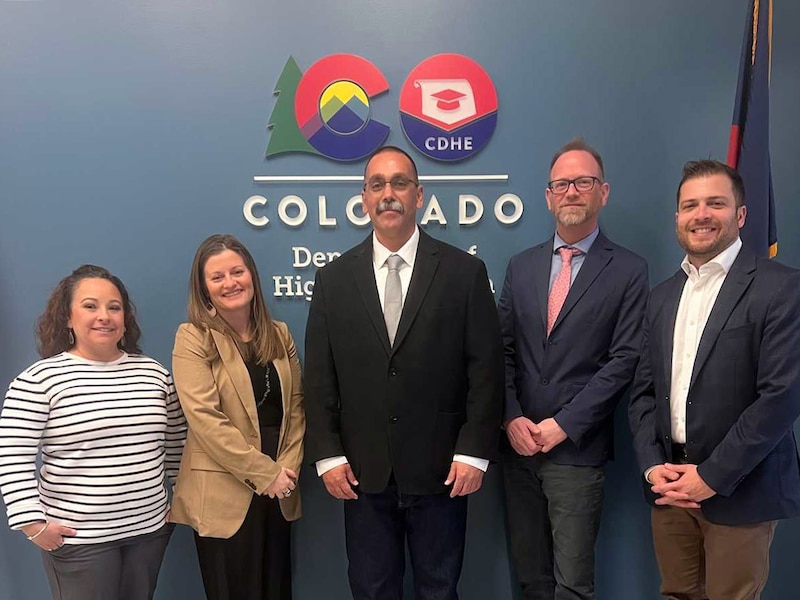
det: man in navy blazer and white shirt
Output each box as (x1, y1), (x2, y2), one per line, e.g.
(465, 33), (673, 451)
(629, 159), (800, 599)
(498, 138), (649, 599)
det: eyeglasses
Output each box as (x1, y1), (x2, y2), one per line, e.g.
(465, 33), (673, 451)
(547, 176), (602, 195)
(365, 176), (418, 194)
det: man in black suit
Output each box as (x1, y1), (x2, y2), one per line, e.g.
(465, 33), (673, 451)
(629, 159), (800, 599)
(498, 138), (648, 599)
(305, 145), (504, 600)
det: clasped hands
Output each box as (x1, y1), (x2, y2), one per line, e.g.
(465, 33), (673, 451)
(505, 416), (568, 456)
(647, 463), (716, 509)
(264, 466), (298, 499)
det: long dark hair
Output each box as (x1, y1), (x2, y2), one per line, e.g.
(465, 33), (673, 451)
(187, 234), (283, 363)
(36, 265), (142, 358)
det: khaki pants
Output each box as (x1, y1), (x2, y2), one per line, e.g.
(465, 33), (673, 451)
(651, 506), (775, 600)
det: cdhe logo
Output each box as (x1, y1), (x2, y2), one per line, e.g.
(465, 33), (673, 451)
(266, 53), (497, 162)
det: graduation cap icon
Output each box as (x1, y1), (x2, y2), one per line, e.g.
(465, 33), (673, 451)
(415, 79), (477, 127)
(431, 88), (467, 111)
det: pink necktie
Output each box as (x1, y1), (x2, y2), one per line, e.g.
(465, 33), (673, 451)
(547, 247), (581, 335)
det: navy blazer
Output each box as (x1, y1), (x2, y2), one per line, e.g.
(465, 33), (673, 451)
(629, 249), (800, 525)
(304, 230), (504, 495)
(498, 231), (648, 466)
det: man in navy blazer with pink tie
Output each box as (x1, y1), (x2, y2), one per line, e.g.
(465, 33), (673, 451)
(498, 138), (648, 600)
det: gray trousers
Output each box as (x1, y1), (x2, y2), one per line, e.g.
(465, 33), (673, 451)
(503, 447), (605, 600)
(41, 523), (174, 600)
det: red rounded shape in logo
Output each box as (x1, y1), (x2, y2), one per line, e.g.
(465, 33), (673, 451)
(294, 54), (390, 161)
(399, 54), (498, 132)
(399, 54), (498, 161)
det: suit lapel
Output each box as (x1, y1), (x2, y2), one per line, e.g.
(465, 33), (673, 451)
(531, 241), (553, 331)
(272, 331), (291, 448)
(209, 329), (259, 432)
(689, 251), (756, 389)
(660, 271), (687, 388)
(550, 233), (613, 333)
(351, 235), (393, 355)
(392, 230), (439, 352)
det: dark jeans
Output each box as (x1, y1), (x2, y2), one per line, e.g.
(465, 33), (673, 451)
(502, 445), (605, 600)
(344, 477), (468, 600)
(41, 522), (174, 600)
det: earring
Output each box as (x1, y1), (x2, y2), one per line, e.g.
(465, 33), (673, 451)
(206, 302), (217, 317)
(67, 329), (75, 345)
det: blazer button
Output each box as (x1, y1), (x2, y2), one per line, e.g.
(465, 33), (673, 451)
(245, 478), (256, 491)
(389, 416), (398, 424)
(540, 378), (549, 386)
(390, 369), (398, 376)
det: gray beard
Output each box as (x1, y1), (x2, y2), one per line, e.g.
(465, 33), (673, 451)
(556, 207), (590, 227)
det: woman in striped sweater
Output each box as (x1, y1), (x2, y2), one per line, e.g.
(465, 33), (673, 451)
(0, 264), (187, 600)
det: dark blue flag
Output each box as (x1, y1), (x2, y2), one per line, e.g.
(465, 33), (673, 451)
(726, 0), (777, 257)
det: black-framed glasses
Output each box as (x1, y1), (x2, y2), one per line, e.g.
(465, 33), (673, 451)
(547, 176), (602, 195)
(365, 175), (418, 194)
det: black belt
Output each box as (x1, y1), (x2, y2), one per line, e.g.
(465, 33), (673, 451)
(671, 443), (689, 464)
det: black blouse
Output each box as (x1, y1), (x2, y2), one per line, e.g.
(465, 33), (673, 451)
(245, 359), (283, 428)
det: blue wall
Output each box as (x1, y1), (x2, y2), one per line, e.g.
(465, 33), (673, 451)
(2, 1), (799, 598)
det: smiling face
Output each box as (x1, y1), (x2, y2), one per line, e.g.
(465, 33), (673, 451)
(545, 150), (609, 241)
(67, 278), (125, 361)
(676, 173), (746, 267)
(203, 249), (255, 321)
(361, 149), (423, 251)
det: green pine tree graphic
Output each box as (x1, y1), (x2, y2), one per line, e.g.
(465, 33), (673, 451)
(265, 56), (319, 157)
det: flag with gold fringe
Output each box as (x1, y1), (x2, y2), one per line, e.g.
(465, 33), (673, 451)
(726, 0), (777, 257)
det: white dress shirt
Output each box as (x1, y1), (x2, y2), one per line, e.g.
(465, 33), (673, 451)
(316, 227), (489, 476)
(670, 237), (742, 443)
(644, 237), (743, 482)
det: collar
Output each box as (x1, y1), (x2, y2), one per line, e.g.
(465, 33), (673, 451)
(553, 227), (599, 255)
(681, 237), (743, 278)
(372, 226), (420, 269)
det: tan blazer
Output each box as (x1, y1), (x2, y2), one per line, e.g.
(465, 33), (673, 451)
(170, 320), (304, 538)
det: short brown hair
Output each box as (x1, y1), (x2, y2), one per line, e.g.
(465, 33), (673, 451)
(36, 265), (142, 358)
(677, 159), (745, 207)
(549, 137), (605, 179)
(187, 234), (283, 363)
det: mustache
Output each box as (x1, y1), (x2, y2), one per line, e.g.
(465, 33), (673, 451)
(376, 199), (404, 214)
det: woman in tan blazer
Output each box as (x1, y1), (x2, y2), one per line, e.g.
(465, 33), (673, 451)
(170, 234), (304, 600)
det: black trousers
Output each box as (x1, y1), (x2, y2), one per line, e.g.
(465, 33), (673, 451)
(194, 425), (291, 600)
(344, 476), (468, 600)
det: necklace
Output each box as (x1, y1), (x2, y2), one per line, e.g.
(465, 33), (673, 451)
(256, 362), (271, 408)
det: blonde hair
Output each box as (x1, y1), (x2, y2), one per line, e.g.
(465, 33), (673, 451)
(187, 234), (283, 363)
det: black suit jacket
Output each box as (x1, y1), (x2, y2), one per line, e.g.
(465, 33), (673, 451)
(629, 248), (800, 525)
(498, 231), (648, 466)
(304, 230), (504, 495)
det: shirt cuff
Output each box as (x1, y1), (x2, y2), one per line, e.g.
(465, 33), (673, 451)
(316, 456), (348, 476)
(453, 454), (489, 472)
(644, 466), (658, 484)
